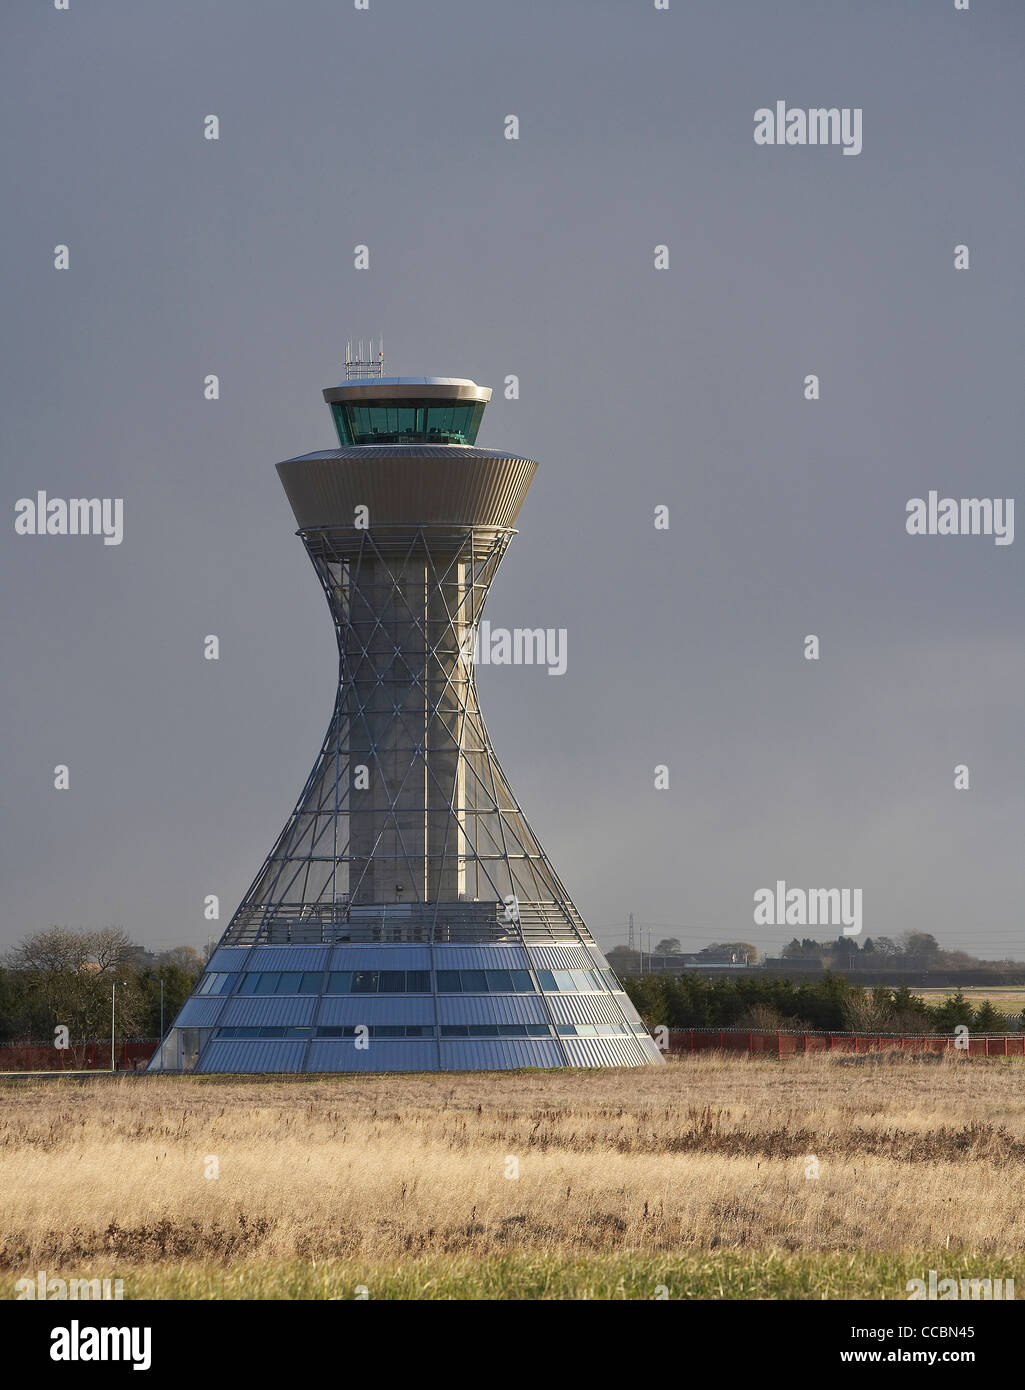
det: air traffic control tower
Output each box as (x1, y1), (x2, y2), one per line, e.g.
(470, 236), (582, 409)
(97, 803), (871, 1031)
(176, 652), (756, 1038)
(153, 358), (663, 1072)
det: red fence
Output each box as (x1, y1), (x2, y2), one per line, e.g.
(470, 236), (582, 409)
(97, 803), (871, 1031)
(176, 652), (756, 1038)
(6, 1031), (1022, 1069)
(668, 1030), (1025, 1057)
(0, 1040), (158, 1072)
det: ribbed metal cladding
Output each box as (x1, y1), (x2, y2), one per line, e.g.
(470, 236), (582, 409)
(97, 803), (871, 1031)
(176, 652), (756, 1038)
(276, 448), (537, 530)
(219, 996), (318, 1027)
(307, 1040), (438, 1072)
(440, 1039), (564, 1070)
(242, 947), (330, 972)
(327, 947), (431, 971)
(433, 946), (530, 970)
(207, 947), (253, 973)
(562, 1036), (649, 1068)
(198, 1040), (307, 1073)
(315, 996), (435, 1026)
(437, 994), (548, 1025)
(528, 945), (598, 970)
(175, 998), (228, 1028)
(545, 994), (626, 1026)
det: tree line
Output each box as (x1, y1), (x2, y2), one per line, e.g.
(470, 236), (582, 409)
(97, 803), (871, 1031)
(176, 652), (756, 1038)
(622, 971), (1018, 1034)
(777, 930), (1021, 972)
(610, 930), (1021, 974)
(0, 928), (204, 1048)
(3, 929), (1015, 1046)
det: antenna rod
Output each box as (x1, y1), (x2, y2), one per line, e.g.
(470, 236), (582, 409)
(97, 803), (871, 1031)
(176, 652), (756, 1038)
(344, 334), (385, 378)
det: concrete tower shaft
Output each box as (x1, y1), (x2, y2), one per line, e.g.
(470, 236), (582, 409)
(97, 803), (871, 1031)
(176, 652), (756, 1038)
(302, 525), (506, 908)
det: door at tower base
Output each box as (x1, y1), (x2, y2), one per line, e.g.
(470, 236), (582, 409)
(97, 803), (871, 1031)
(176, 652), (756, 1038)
(152, 373), (665, 1072)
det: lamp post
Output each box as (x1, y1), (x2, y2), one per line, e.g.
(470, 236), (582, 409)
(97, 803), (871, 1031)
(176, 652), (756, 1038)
(159, 976), (165, 1071)
(110, 980), (127, 1072)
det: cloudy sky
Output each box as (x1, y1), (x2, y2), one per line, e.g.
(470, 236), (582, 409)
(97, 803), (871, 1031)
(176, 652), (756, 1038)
(1, 0), (1022, 960)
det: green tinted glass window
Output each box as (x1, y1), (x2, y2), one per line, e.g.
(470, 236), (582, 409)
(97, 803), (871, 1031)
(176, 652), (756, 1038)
(333, 399), (484, 446)
(330, 404), (354, 446)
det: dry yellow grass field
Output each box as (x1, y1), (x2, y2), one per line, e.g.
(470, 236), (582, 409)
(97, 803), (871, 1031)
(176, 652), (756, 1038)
(915, 987), (1025, 1012)
(2, 1052), (1023, 1298)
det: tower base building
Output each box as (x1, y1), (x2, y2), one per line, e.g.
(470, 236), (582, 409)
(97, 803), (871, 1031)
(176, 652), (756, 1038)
(153, 372), (663, 1072)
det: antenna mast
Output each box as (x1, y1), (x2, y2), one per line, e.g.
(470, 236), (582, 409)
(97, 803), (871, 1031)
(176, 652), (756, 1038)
(345, 335), (385, 380)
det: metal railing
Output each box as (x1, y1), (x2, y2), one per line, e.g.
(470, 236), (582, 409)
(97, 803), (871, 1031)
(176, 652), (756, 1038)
(223, 900), (595, 948)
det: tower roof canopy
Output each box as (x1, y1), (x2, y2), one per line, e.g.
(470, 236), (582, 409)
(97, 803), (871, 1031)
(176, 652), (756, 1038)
(326, 377), (487, 393)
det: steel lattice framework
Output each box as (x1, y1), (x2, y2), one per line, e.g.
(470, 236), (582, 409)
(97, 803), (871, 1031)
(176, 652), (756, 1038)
(224, 523), (594, 950)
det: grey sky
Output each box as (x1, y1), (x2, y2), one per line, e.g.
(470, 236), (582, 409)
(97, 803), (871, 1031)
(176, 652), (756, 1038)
(1, 0), (1022, 960)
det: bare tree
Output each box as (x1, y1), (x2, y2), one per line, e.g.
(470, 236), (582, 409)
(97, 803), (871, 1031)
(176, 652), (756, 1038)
(90, 926), (144, 974)
(5, 927), (145, 1043)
